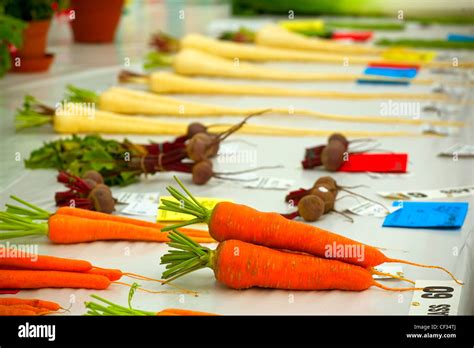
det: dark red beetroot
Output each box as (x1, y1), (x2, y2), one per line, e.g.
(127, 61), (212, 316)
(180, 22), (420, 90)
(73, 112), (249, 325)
(310, 185), (336, 213)
(88, 184), (115, 213)
(321, 141), (347, 172)
(192, 160), (213, 185)
(70, 0), (124, 43)
(297, 195), (325, 222)
(186, 133), (218, 162)
(82, 170), (104, 185)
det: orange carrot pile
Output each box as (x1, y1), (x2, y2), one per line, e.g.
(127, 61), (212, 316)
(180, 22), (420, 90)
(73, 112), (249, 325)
(0, 248), (196, 295)
(159, 176), (463, 287)
(0, 297), (61, 316)
(0, 196), (214, 244)
(161, 231), (419, 291)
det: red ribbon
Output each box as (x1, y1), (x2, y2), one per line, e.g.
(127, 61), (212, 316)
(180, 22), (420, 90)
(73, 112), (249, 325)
(339, 153), (408, 173)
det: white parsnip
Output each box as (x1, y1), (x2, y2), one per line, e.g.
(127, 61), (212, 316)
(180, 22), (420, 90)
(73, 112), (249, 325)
(181, 34), (377, 64)
(255, 24), (384, 56)
(180, 34), (474, 69)
(170, 49), (433, 84)
(52, 104), (419, 137)
(147, 71), (450, 102)
(102, 86), (463, 127)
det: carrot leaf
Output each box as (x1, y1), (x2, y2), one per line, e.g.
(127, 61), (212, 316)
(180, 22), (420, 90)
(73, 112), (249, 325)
(159, 176), (213, 231)
(160, 230), (214, 283)
(86, 288), (156, 316)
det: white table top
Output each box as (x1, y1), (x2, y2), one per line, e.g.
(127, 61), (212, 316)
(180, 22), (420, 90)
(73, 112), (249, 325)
(0, 2), (472, 315)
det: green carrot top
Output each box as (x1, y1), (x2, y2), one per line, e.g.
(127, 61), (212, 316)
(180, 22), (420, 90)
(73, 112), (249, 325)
(159, 176), (215, 231)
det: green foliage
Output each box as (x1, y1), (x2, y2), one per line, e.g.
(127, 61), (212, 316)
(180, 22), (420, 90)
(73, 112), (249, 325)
(376, 38), (474, 50)
(24, 135), (143, 186)
(3, 0), (57, 21)
(0, 14), (26, 77)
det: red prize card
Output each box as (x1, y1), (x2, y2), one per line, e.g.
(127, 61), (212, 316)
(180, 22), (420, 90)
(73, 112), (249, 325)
(368, 62), (420, 70)
(339, 153), (408, 173)
(331, 32), (373, 42)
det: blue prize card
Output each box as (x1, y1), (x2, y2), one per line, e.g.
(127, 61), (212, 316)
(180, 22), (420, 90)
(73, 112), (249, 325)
(383, 202), (469, 229)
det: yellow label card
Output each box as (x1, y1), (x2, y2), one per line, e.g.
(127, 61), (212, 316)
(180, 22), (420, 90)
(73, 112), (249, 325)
(382, 48), (436, 64)
(279, 20), (325, 32)
(157, 196), (233, 222)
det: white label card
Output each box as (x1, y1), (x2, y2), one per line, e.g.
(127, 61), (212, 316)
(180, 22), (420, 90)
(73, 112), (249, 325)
(116, 192), (159, 204)
(378, 185), (474, 200)
(243, 177), (294, 190)
(439, 144), (474, 157)
(346, 201), (390, 217)
(409, 280), (462, 316)
(121, 201), (158, 217)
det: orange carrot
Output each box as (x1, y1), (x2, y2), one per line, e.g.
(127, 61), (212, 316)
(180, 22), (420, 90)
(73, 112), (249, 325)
(160, 177), (463, 285)
(86, 268), (123, 281)
(0, 270), (111, 290)
(56, 206), (207, 236)
(0, 298), (60, 311)
(0, 197), (214, 243)
(3, 304), (53, 314)
(157, 308), (217, 316)
(161, 232), (420, 291)
(47, 213), (213, 244)
(0, 248), (92, 272)
(0, 304), (37, 316)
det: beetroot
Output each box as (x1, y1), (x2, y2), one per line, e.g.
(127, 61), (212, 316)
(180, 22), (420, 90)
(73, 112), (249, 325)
(297, 195), (325, 222)
(88, 184), (115, 214)
(192, 160), (214, 185)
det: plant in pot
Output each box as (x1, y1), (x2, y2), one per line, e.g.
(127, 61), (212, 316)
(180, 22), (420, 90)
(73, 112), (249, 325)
(69, 0), (124, 43)
(3, 0), (60, 73)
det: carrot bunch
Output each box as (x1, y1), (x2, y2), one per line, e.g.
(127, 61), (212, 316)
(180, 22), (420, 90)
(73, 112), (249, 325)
(85, 283), (215, 316)
(158, 176), (463, 291)
(0, 298), (62, 316)
(0, 247), (195, 295)
(0, 196), (214, 244)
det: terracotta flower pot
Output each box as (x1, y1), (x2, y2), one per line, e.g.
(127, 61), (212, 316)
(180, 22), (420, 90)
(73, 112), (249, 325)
(70, 0), (124, 43)
(18, 20), (51, 58)
(11, 19), (54, 73)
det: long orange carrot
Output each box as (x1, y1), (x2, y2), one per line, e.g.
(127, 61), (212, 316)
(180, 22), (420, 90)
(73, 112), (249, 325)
(56, 207), (212, 238)
(0, 248), (92, 272)
(1, 197), (214, 243)
(160, 177), (463, 285)
(86, 268), (123, 281)
(0, 298), (61, 311)
(3, 304), (53, 314)
(46, 214), (212, 244)
(161, 231), (420, 291)
(0, 304), (38, 316)
(0, 270), (111, 290)
(157, 308), (217, 316)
